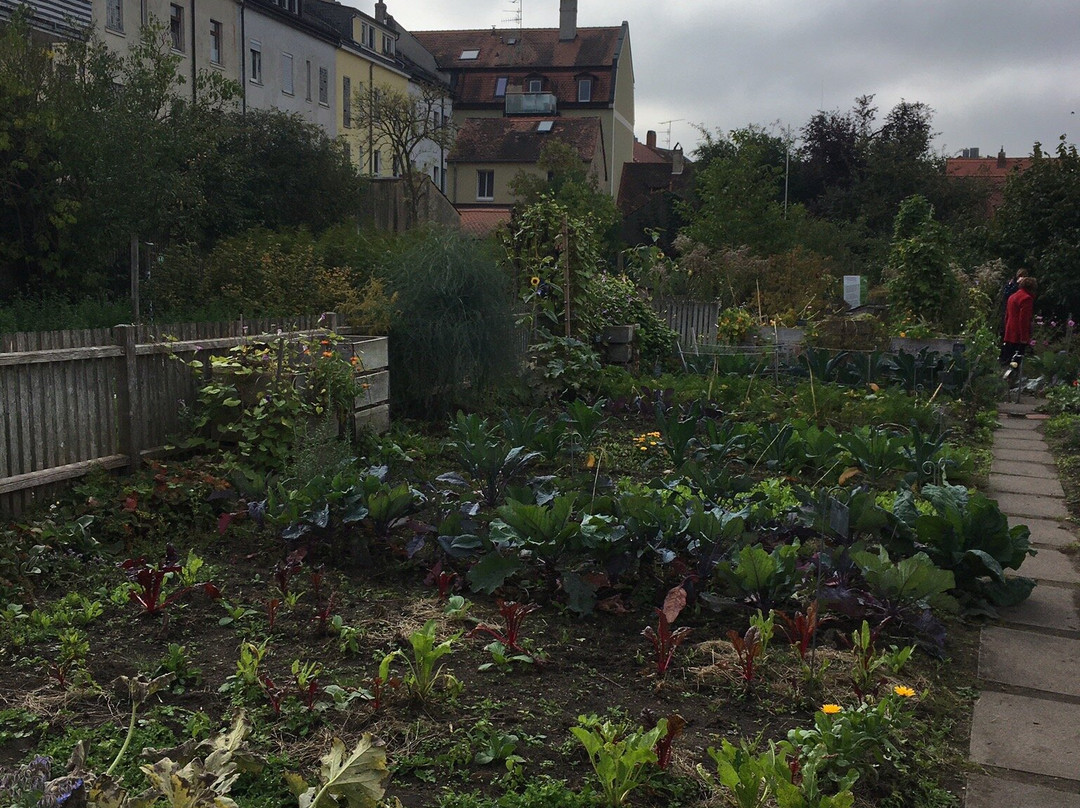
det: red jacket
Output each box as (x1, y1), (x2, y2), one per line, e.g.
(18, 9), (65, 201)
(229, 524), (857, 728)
(1004, 289), (1034, 344)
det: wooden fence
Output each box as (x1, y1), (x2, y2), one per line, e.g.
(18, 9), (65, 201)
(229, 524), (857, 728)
(0, 315), (388, 517)
(653, 298), (720, 346)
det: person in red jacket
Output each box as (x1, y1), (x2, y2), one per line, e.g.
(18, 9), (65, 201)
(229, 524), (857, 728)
(1002, 275), (1037, 365)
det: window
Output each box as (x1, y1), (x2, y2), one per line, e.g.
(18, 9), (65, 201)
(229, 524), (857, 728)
(169, 4), (184, 51)
(318, 66), (328, 104)
(577, 78), (592, 102)
(537, 120), (554, 133)
(382, 34), (394, 55)
(459, 49), (479, 60)
(361, 23), (374, 49)
(432, 166), (440, 187)
(392, 156), (401, 177)
(106, 0), (123, 32)
(343, 142), (351, 162)
(494, 76), (507, 97)
(372, 150), (381, 175)
(249, 40), (262, 84)
(477, 169), (494, 201)
(305, 60), (311, 100)
(209, 20), (222, 65)
(527, 78), (542, 93)
(342, 76), (351, 127)
(282, 53), (293, 95)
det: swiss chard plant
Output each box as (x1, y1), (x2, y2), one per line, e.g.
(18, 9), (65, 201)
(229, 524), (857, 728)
(119, 545), (220, 616)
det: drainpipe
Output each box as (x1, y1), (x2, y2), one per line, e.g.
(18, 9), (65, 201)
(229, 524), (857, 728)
(368, 60), (374, 174)
(240, 0), (246, 114)
(190, 0), (197, 103)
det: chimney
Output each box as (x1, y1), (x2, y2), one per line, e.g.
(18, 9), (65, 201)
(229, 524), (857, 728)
(374, 0), (386, 23)
(671, 145), (684, 176)
(559, 0), (577, 41)
(997, 147), (1006, 168)
(646, 130), (656, 149)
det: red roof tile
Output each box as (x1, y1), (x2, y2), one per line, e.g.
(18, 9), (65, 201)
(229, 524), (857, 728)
(448, 116), (602, 163)
(412, 27), (622, 70)
(633, 140), (667, 164)
(458, 206), (512, 237)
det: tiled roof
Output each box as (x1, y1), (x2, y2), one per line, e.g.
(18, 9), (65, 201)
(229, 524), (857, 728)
(458, 206), (513, 237)
(633, 140), (668, 164)
(945, 156), (1033, 179)
(412, 27), (622, 70)
(448, 116), (602, 163)
(617, 162), (693, 216)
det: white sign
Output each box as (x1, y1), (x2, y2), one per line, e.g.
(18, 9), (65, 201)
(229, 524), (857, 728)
(843, 275), (862, 309)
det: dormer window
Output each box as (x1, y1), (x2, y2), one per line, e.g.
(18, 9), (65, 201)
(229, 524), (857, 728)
(527, 78), (543, 93)
(577, 77), (592, 102)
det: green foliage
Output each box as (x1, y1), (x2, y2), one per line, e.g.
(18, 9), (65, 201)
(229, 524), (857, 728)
(385, 227), (517, 417)
(436, 777), (595, 808)
(503, 196), (605, 338)
(894, 484), (1036, 612)
(716, 544), (801, 610)
(521, 336), (603, 403)
(885, 196), (962, 332)
(581, 273), (677, 365)
(292, 735), (388, 808)
(570, 715), (666, 807)
(994, 137), (1080, 316)
(851, 547), (956, 611)
(388, 620), (461, 702)
(448, 412), (541, 506)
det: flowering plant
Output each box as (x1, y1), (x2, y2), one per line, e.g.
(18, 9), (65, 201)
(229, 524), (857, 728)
(716, 307), (756, 345)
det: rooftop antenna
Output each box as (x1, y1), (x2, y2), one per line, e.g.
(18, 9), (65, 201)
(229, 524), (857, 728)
(502, 0), (522, 36)
(658, 119), (684, 149)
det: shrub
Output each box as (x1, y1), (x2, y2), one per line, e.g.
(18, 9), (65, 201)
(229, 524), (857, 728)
(384, 226), (517, 418)
(583, 273), (677, 365)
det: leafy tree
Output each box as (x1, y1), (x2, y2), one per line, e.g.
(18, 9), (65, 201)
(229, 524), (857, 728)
(683, 126), (795, 254)
(508, 140), (620, 257)
(885, 195), (960, 330)
(352, 81), (454, 226)
(993, 137), (1080, 316)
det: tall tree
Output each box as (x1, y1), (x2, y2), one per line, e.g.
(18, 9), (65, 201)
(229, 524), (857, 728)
(993, 137), (1080, 315)
(352, 82), (454, 226)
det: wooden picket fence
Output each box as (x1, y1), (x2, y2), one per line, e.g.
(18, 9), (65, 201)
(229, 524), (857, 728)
(0, 315), (388, 517)
(653, 298), (720, 346)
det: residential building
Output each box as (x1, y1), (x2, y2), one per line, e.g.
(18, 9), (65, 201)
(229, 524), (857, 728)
(1, 0), (91, 41)
(412, 0), (634, 201)
(945, 147), (1034, 216)
(618, 129), (693, 251)
(306, 0), (409, 176)
(91, 0), (339, 131)
(448, 116), (605, 207)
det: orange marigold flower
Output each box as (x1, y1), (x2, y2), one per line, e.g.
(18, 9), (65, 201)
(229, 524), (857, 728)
(821, 704), (842, 714)
(322, 351), (334, 358)
(893, 685), (916, 698)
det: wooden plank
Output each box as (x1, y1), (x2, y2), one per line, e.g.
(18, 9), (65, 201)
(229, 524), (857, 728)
(353, 370), (389, 409)
(353, 337), (388, 371)
(354, 403), (390, 434)
(0, 346), (122, 366)
(0, 454), (129, 495)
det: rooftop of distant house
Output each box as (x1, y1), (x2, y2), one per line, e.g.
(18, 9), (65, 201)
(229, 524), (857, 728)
(945, 147), (1034, 179)
(449, 116), (604, 164)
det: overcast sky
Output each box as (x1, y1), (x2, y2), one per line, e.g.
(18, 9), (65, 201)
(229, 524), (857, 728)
(383, 0), (1079, 160)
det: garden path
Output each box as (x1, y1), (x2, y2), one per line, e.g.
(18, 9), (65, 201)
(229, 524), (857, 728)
(966, 402), (1080, 806)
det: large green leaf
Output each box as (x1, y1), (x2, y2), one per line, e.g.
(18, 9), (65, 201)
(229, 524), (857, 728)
(852, 547), (955, 606)
(467, 551), (524, 594)
(299, 735), (388, 808)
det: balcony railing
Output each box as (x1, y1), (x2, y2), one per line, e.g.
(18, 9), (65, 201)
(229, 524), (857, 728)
(505, 92), (557, 115)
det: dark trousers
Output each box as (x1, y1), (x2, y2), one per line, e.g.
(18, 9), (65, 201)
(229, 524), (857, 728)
(1000, 342), (1027, 365)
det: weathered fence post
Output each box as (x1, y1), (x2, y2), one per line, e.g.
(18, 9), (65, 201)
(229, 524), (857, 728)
(113, 325), (143, 470)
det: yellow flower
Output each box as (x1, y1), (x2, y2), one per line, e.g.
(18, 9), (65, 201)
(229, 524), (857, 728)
(899, 331), (907, 338)
(821, 704), (843, 714)
(893, 685), (916, 698)
(530, 276), (541, 288)
(585, 453), (596, 469)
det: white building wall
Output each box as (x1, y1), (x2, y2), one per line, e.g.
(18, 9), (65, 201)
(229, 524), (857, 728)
(243, 8), (336, 134)
(407, 81), (451, 194)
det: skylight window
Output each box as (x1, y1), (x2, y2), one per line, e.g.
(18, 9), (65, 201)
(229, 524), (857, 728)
(494, 77), (507, 97)
(537, 120), (554, 133)
(459, 49), (479, 60)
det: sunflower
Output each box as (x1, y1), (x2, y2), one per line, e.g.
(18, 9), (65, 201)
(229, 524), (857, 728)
(530, 276), (541, 288)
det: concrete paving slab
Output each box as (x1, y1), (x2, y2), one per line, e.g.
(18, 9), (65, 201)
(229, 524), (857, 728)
(966, 774), (1080, 808)
(999, 402), (1042, 415)
(979, 626), (1080, 695)
(995, 435), (1050, 450)
(999, 585), (1080, 634)
(1016, 518), (1078, 549)
(970, 691), (1080, 780)
(1014, 548), (1080, 585)
(993, 492), (1070, 520)
(994, 447), (1058, 464)
(989, 474), (1065, 498)
(997, 418), (1044, 431)
(1002, 461), (1066, 479)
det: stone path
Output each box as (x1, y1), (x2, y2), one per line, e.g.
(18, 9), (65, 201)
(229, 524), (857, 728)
(967, 401), (1080, 806)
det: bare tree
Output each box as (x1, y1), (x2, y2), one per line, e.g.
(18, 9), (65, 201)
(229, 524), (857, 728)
(354, 81), (455, 226)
